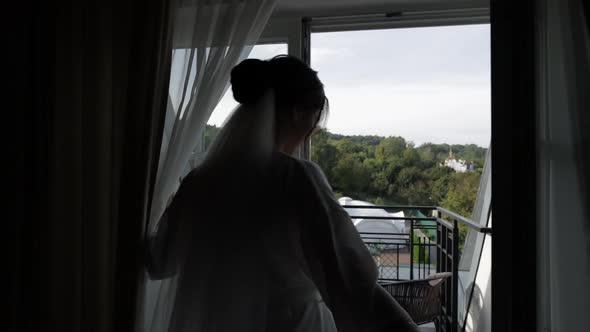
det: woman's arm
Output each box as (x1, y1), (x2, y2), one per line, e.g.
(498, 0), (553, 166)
(299, 160), (419, 332)
(145, 174), (195, 280)
(145, 207), (179, 280)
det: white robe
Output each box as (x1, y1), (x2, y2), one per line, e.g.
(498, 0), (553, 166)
(147, 152), (418, 332)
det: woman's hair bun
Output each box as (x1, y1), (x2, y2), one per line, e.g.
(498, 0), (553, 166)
(230, 59), (271, 104)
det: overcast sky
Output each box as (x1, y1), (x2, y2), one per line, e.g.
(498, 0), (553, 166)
(209, 24), (490, 147)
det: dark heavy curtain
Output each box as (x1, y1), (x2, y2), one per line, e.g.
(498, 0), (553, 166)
(16, 0), (173, 331)
(490, 0), (537, 331)
(569, 1), (590, 309)
(492, 0), (590, 331)
(572, 0), (590, 223)
(542, 0), (590, 330)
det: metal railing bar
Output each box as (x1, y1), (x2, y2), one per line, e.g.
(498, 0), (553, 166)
(358, 232), (409, 236)
(342, 205), (437, 210)
(345, 205), (492, 233)
(349, 205), (486, 332)
(362, 242), (409, 245)
(361, 234), (410, 240)
(360, 236), (409, 240)
(360, 236), (410, 240)
(410, 221), (414, 280)
(359, 234), (432, 238)
(397, 245), (400, 280)
(361, 235), (410, 240)
(452, 219), (459, 332)
(364, 241), (437, 247)
(436, 207), (492, 234)
(428, 239), (431, 276)
(437, 217), (454, 229)
(349, 216), (437, 221)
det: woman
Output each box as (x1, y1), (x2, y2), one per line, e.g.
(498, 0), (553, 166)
(147, 55), (419, 332)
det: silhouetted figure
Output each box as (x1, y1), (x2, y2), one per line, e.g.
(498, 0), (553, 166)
(146, 55), (419, 332)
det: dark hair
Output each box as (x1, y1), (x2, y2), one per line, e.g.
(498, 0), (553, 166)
(230, 55), (328, 129)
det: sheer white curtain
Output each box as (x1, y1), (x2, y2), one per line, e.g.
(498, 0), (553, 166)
(458, 145), (491, 332)
(151, 0), (277, 231)
(142, 1), (276, 330)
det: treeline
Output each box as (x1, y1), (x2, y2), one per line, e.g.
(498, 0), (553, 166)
(203, 124), (486, 220)
(311, 129), (486, 219)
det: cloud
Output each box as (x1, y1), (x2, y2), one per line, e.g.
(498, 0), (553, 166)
(323, 82), (490, 146)
(310, 47), (355, 67)
(209, 25), (491, 147)
(248, 44), (288, 59)
(311, 25), (491, 146)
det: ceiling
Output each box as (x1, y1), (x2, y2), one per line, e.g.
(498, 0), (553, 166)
(274, 0), (489, 17)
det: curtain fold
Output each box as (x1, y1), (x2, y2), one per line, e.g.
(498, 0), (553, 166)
(490, 0), (538, 329)
(114, 0), (176, 330)
(21, 0), (175, 330)
(540, 0), (590, 330)
(150, 0), (276, 231)
(570, 0), (590, 223)
(143, 1), (276, 330)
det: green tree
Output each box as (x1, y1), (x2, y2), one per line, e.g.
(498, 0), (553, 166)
(311, 129), (340, 180)
(390, 167), (432, 205)
(309, 129), (485, 220)
(332, 154), (372, 197)
(402, 147), (421, 167)
(425, 166), (454, 205)
(440, 172), (480, 218)
(333, 137), (366, 155)
(440, 172), (481, 251)
(416, 144), (436, 163)
(375, 136), (407, 160)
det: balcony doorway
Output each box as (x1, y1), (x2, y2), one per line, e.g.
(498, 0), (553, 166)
(307, 20), (492, 332)
(309, 23), (490, 222)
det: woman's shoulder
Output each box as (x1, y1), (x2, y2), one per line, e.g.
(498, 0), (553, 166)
(272, 152), (323, 174)
(271, 152), (332, 190)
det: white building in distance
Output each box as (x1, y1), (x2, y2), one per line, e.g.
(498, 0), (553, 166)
(441, 148), (476, 173)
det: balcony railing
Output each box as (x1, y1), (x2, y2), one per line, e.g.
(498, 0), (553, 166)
(342, 205), (492, 332)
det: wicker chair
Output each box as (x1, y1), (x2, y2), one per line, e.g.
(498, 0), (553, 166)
(379, 272), (452, 331)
